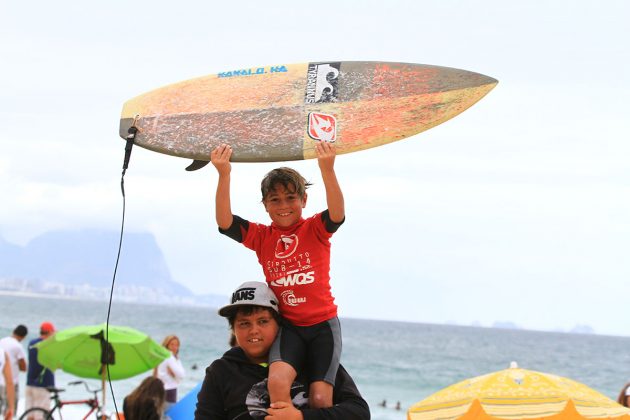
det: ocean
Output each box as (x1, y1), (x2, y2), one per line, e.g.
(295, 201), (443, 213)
(1, 294), (629, 420)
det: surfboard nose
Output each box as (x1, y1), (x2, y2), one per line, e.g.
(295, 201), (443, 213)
(331, 62), (497, 106)
(465, 71), (498, 92)
(399, 63), (498, 96)
(473, 73), (498, 89)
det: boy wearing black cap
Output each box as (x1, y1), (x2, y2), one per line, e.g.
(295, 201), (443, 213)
(195, 282), (369, 419)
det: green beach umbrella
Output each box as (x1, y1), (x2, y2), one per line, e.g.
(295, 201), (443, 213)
(36, 323), (170, 380)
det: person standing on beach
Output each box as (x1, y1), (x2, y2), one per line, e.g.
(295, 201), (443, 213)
(0, 348), (15, 420)
(25, 322), (55, 417)
(211, 141), (345, 409)
(154, 335), (185, 412)
(0, 325), (28, 414)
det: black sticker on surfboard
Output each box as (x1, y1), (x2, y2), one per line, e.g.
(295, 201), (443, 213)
(305, 62), (341, 104)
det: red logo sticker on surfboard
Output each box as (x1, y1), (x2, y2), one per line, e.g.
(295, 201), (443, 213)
(308, 112), (336, 142)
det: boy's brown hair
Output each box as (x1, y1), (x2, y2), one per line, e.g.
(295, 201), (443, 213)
(260, 167), (312, 201)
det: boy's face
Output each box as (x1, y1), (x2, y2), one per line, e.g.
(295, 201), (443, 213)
(263, 183), (307, 228)
(233, 307), (279, 364)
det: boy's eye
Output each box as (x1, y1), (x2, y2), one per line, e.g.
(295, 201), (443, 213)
(237, 321), (250, 328)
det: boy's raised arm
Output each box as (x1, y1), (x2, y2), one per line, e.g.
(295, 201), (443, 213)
(211, 144), (234, 230)
(316, 142), (345, 223)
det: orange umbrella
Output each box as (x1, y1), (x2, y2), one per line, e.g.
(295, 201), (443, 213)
(408, 362), (630, 420)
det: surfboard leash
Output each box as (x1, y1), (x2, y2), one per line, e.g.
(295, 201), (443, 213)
(122, 115), (139, 179)
(105, 116), (139, 417)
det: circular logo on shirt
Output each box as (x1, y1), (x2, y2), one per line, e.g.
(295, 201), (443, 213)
(274, 234), (298, 259)
(281, 290), (307, 307)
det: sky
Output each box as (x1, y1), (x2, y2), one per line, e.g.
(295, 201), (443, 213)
(1, 1), (629, 336)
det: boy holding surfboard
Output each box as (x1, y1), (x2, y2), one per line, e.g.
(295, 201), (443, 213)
(211, 141), (345, 410)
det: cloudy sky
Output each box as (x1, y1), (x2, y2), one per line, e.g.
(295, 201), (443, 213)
(1, 1), (628, 336)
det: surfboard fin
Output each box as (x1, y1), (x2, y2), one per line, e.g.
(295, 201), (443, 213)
(185, 160), (210, 171)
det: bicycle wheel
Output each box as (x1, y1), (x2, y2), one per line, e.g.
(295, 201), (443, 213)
(19, 407), (53, 420)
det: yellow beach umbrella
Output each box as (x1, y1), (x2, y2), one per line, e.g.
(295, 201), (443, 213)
(408, 362), (630, 420)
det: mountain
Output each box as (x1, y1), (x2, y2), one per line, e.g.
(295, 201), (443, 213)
(0, 229), (192, 297)
(492, 321), (522, 330)
(0, 235), (23, 274)
(569, 324), (595, 335)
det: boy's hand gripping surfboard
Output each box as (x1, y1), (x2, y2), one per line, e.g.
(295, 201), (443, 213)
(119, 61), (497, 169)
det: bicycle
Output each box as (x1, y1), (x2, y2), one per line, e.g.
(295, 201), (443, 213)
(19, 380), (115, 420)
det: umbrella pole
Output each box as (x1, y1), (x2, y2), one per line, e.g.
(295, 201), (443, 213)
(102, 365), (106, 416)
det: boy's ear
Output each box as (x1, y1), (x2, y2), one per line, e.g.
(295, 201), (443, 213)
(302, 192), (308, 208)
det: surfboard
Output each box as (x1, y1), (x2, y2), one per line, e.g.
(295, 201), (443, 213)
(119, 61), (497, 167)
(165, 382), (202, 420)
